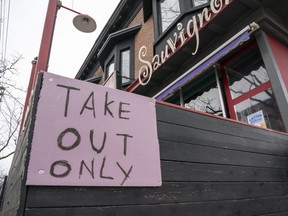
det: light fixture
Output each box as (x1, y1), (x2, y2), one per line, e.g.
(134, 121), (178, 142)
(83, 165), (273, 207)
(73, 14), (97, 33)
(60, 4), (97, 33)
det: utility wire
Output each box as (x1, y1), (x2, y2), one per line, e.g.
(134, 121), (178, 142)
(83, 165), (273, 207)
(0, 0), (4, 59)
(0, 0), (6, 60)
(0, 0), (11, 60)
(3, 0), (11, 59)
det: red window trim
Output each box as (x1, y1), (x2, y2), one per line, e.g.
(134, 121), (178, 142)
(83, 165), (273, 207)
(231, 81), (272, 105)
(220, 41), (272, 120)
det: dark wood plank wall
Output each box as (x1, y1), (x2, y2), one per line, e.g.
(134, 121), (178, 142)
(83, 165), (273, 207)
(0, 75), (42, 216)
(0, 115), (31, 216)
(21, 103), (288, 216)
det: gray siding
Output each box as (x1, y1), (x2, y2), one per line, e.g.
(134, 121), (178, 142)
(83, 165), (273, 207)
(6, 102), (288, 216)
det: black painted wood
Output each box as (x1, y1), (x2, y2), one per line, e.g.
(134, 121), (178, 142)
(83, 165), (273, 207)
(21, 103), (288, 216)
(156, 104), (288, 147)
(161, 161), (288, 182)
(26, 182), (288, 208)
(160, 139), (288, 168)
(2, 97), (288, 216)
(24, 196), (288, 216)
(157, 120), (288, 156)
(258, 213), (288, 216)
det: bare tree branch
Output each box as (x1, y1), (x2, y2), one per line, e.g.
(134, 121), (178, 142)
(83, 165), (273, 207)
(0, 151), (14, 160)
(0, 54), (24, 161)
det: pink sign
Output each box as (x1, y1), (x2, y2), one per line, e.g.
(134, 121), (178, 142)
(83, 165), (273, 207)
(26, 72), (161, 187)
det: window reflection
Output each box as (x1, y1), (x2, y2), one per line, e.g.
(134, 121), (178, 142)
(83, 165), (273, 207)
(183, 68), (223, 116)
(235, 89), (285, 132)
(159, 0), (181, 32)
(120, 49), (130, 84)
(162, 43), (285, 132)
(106, 58), (115, 78)
(185, 86), (222, 115)
(225, 46), (270, 99)
(193, 0), (209, 7)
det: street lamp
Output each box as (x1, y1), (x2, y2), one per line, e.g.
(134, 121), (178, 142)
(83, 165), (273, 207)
(20, 0), (97, 131)
(61, 4), (97, 33)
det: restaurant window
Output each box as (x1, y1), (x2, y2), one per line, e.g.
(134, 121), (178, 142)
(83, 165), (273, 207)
(222, 43), (285, 132)
(183, 67), (225, 116)
(159, 0), (181, 33)
(164, 43), (285, 132)
(165, 90), (181, 106)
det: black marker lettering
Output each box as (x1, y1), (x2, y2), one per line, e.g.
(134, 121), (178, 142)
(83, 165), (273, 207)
(80, 91), (96, 118)
(57, 128), (81, 151)
(118, 102), (131, 120)
(116, 134), (133, 156)
(90, 130), (106, 154)
(116, 162), (133, 186)
(56, 84), (80, 117)
(100, 156), (113, 180)
(79, 158), (95, 179)
(104, 91), (114, 118)
(50, 160), (71, 178)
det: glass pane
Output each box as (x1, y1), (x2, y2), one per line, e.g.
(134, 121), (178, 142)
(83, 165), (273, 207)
(120, 49), (130, 84)
(225, 45), (270, 99)
(193, 0), (209, 7)
(160, 0), (181, 32)
(183, 68), (223, 116)
(106, 58), (115, 78)
(235, 89), (285, 132)
(165, 90), (181, 105)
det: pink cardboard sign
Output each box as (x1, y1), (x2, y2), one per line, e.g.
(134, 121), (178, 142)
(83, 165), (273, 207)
(26, 72), (162, 187)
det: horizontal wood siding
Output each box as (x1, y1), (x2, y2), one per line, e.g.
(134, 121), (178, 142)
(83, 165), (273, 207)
(22, 103), (288, 215)
(24, 196), (288, 216)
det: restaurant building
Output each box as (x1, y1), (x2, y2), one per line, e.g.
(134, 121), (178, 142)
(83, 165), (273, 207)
(1, 0), (288, 215)
(77, 0), (288, 133)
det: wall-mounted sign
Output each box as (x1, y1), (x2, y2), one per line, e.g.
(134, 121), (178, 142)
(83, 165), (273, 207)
(247, 110), (267, 128)
(27, 72), (161, 187)
(138, 0), (232, 85)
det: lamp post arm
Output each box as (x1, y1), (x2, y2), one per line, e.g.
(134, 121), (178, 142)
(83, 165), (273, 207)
(61, 5), (81, 15)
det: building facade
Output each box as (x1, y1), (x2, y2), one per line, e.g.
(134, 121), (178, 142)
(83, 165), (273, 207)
(1, 0), (288, 215)
(77, 0), (288, 133)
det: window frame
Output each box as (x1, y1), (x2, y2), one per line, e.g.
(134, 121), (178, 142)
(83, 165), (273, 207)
(153, 0), (210, 39)
(103, 40), (135, 88)
(220, 42), (273, 120)
(162, 41), (285, 132)
(105, 55), (115, 80)
(98, 25), (141, 89)
(191, 0), (209, 7)
(158, 0), (182, 33)
(120, 48), (132, 86)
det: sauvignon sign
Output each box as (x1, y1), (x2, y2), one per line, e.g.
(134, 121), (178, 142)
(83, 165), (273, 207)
(27, 72), (161, 187)
(138, 0), (232, 85)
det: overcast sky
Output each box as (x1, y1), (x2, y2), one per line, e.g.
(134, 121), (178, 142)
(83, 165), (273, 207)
(1, 0), (120, 172)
